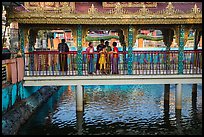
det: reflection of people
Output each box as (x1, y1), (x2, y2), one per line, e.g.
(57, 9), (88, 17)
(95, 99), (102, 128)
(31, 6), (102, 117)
(58, 39), (69, 71)
(86, 42), (95, 74)
(112, 42), (119, 74)
(99, 47), (107, 74)
(96, 39), (105, 71)
(105, 41), (112, 74)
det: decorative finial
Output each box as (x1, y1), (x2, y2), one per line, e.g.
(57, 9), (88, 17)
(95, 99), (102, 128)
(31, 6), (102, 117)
(109, 2), (127, 14)
(192, 4), (200, 14)
(88, 4), (98, 14)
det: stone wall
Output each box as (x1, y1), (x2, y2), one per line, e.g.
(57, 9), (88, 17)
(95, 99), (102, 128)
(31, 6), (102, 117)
(2, 86), (61, 135)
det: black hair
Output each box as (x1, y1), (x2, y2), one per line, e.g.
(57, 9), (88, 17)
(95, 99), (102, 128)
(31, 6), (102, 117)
(100, 39), (104, 43)
(105, 41), (109, 45)
(61, 39), (65, 43)
(89, 42), (92, 46)
(113, 42), (117, 46)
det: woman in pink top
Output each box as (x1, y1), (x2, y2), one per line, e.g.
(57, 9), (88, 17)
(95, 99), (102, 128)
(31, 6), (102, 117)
(86, 42), (95, 74)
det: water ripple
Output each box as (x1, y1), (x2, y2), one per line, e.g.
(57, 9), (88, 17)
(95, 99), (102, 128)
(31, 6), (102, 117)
(18, 84), (202, 135)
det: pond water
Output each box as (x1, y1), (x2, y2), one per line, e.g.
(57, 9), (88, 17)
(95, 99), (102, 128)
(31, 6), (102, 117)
(18, 84), (202, 135)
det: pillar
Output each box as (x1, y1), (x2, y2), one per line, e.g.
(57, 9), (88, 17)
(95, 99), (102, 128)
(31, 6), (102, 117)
(132, 26), (138, 47)
(193, 29), (202, 50)
(178, 25), (184, 74)
(76, 111), (84, 135)
(77, 25), (83, 75)
(19, 27), (25, 59)
(128, 25), (133, 75)
(162, 29), (174, 72)
(164, 84), (170, 126)
(164, 84), (170, 110)
(175, 109), (182, 134)
(193, 28), (202, 70)
(118, 28), (127, 73)
(76, 85), (83, 112)
(28, 29), (35, 72)
(82, 26), (89, 47)
(175, 83), (182, 109)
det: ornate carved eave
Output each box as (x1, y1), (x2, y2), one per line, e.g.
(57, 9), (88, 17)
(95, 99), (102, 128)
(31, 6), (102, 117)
(108, 2), (128, 14)
(157, 2), (184, 15)
(10, 2), (202, 25)
(88, 4), (98, 15)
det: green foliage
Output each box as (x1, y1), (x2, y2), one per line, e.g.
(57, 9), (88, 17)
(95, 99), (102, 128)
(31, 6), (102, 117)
(187, 37), (194, 40)
(85, 35), (119, 42)
(136, 34), (163, 41)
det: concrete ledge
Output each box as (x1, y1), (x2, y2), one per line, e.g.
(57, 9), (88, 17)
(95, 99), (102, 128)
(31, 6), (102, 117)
(23, 75), (202, 86)
(2, 86), (60, 135)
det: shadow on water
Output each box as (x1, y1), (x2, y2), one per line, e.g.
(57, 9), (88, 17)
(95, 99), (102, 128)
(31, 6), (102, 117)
(18, 84), (202, 135)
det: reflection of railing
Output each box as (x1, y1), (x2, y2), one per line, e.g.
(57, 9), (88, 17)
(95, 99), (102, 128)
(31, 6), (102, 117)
(24, 50), (202, 76)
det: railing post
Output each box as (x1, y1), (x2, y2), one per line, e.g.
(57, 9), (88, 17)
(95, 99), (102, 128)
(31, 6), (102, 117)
(77, 25), (83, 75)
(178, 25), (184, 74)
(128, 25), (133, 75)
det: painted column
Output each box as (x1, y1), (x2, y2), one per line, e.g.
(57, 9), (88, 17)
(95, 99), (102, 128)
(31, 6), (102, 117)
(76, 85), (83, 112)
(162, 29), (174, 73)
(77, 25), (83, 75)
(28, 29), (35, 72)
(19, 27), (25, 59)
(175, 83), (182, 109)
(193, 29), (200, 50)
(128, 25), (133, 75)
(178, 25), (184, 74)
(193, 29), (201, 70)
(163, 29), (170, 72)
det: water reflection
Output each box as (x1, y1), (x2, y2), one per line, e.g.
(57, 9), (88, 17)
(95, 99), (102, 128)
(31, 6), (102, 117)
(76, 112), (84, 135)
(18, 84), (202, 135)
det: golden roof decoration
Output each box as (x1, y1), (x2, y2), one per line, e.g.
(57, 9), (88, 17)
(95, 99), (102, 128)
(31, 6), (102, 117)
(88, 4), (98, 15)
(103, 2), (157, 8)
(157, 2), (184, 15)
(108, 2), (128, 14)
(191, 4), (201, 15)
(135, 4), (152, 16)
(9, 2), (202, 25)
(21, 2), (74, 13)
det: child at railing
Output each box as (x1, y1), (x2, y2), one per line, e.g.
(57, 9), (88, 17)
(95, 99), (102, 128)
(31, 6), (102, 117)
(99, 47), (107, 74)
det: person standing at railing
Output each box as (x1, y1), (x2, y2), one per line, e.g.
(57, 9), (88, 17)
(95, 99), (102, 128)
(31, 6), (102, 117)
(99, 46), (107, 74)
(58, 39), (69, 72)
(112, 42), (119, 74)
(96, 39), (105, 72)
(105, 41), (112, 74)
(86, 42), (95, 74)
